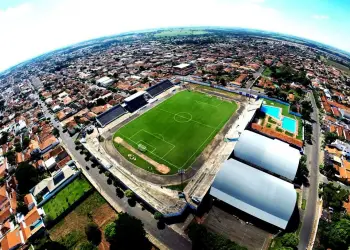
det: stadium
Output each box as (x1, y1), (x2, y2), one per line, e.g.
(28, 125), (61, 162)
(98, 80), (244, 183)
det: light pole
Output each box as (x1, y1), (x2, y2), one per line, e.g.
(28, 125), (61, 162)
(178, 169), (185, 191)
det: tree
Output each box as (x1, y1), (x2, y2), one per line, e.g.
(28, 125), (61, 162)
(124, 189), (134, 199)
(52, 128), (60, 137)
(0, 131), (9, 145)
(15, 162), (39, 194)
(17, 201), (28, 215)
(14, 142), (22, 152)
(154, 212), (164, 220)
(280, 233), (299, 248)
(301, 100), (313, 121)
(324, 132), (339, 145)
(319, 182), (349, 211)
(4, 150), (16, 166)
(104, 221), (116, 242)
(85, 223), (101, 245)
(327, 218), (350, 250)
(22, 136), (30, 149)
(96, 98), (106, 106)
(107, 213), (151, 250)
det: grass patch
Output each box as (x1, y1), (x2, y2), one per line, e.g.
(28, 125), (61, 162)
(262, 67), (273, 77)
(155, 29), (208, 37)
(74, 191), (106, 216)
(268, 116), (277, 124)
(301, 199), (307, 210)
(189, 84), (240, 98)
(285, 131), (294, 137)
(114, 142), (158, 174)
(50, 191), (115, 250)
(266, 123), (272, 128)
(326, 59), (350, 75)
(276, 126), (283, 132)
(165, 182), (188, 192)
(43, 176), (92, 220)
(114, 91), (237, 174)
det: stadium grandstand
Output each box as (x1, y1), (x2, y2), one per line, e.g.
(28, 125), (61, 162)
(210, 159), (296, 229)
(123, 91), (149, 113)
(146, 79), (174, 97)
(96, 104), (127, 127)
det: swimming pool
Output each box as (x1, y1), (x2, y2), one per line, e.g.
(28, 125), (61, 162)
(261, 105), (281, 119)
(282, 117), (297, 133)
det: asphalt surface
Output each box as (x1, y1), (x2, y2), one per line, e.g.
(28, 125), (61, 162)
(37, 95), (192, 250)
(298, 92), (320, 250)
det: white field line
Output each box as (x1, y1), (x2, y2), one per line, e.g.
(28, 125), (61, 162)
(118, 132), (180, 170)
(180, 116), (227, 169)
(196, 100), (221, 107)
(157, 108), (216, 129)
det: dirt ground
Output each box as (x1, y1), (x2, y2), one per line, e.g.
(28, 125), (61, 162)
(114, 136), (170, 174)
(50, 197), (117, 250)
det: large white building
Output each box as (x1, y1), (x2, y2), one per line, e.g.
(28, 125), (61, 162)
(96, 76), (114, 87)
(234, 130), (301, 181)
(210, 159), (296, 229)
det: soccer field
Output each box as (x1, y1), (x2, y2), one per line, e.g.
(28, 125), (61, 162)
(113, 91), (238, 174)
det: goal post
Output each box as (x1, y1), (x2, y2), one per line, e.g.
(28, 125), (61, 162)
(138, 144), (147, 152)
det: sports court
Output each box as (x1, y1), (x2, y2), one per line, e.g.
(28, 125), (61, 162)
(113, 91), (238, 174)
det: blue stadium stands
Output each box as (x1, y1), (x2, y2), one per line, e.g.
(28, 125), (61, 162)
(146, 80), (174, 97)
(96, 104), (127, 127)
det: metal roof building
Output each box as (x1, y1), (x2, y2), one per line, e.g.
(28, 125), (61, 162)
(234, 130), (300, 181)
(210, 159), (296, 229)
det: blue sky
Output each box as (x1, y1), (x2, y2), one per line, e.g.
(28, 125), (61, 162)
(0, 0), (349, 72)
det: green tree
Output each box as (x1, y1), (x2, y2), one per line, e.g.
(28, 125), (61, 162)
(154, 212), (164, 220)
(327, 218), (350, 250)
(0, 131), (9, 145)
(324, 132), (339, 145)
(85, 223), (101, 245)
(280, 233), (299, 248)
(124, 189), (134, 199)
(104, 221), (116, 242)
(108, 213), (151, 250)
(52, 128), (60, 137)
(319, 183), (349, 211)
(15, 162), (39, 194)
(22, 136), (30, 149)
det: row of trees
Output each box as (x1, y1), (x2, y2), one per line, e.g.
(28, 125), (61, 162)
(317, 183), (350, 250)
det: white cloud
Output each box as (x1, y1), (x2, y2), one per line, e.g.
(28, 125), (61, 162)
(312, 14), (329, 20)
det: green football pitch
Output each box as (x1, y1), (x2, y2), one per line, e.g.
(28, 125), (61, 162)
(113, 91), (238, 174)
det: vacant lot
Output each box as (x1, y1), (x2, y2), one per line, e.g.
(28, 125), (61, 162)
(155, 29), (208, 37)
(326, 59), (350, 75)
(43, 176), (92, 220)
(50, 191), (117, 250)
(114, 91), (237, 174)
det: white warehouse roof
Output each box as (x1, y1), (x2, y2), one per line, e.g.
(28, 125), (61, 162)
(210, 159), (296, 229)
(234, 130), (300, 181)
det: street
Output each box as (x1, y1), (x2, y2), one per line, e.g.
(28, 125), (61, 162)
(298, 92), (321, 250)
(37, 96), (192, 250)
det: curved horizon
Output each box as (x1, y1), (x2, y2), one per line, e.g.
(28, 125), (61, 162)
(1, 0), (350, 73)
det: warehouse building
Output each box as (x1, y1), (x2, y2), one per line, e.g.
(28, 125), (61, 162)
(234, 130), (300, 181)
(210, 159), (296, 229)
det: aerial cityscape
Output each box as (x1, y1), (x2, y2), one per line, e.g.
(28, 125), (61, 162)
(0, 2), (350, 250)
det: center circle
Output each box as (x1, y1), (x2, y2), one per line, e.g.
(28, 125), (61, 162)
(174, 112), (192, 123)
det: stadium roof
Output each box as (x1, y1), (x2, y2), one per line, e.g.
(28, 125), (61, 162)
(210, 159), (296, 229)
(96, 104), (127, 127)
(124, 91), (146, 102)
(146, 79), (173, 97)
(234, 130), (300, 181)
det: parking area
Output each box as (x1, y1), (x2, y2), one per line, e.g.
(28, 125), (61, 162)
(203, 202), (271, 250)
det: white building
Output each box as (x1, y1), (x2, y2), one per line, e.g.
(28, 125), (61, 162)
(331, 139), (350, 157)
(97, 76), (114, 87)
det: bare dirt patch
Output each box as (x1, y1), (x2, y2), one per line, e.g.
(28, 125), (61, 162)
(114, 136), (170, 174)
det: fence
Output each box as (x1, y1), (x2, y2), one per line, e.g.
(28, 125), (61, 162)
(263, 96), (302, 117)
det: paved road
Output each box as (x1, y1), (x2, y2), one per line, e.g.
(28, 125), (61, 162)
(298, 92), (321, 250)
(245, 66), (265, 89)
(36, 96), (192, 250)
